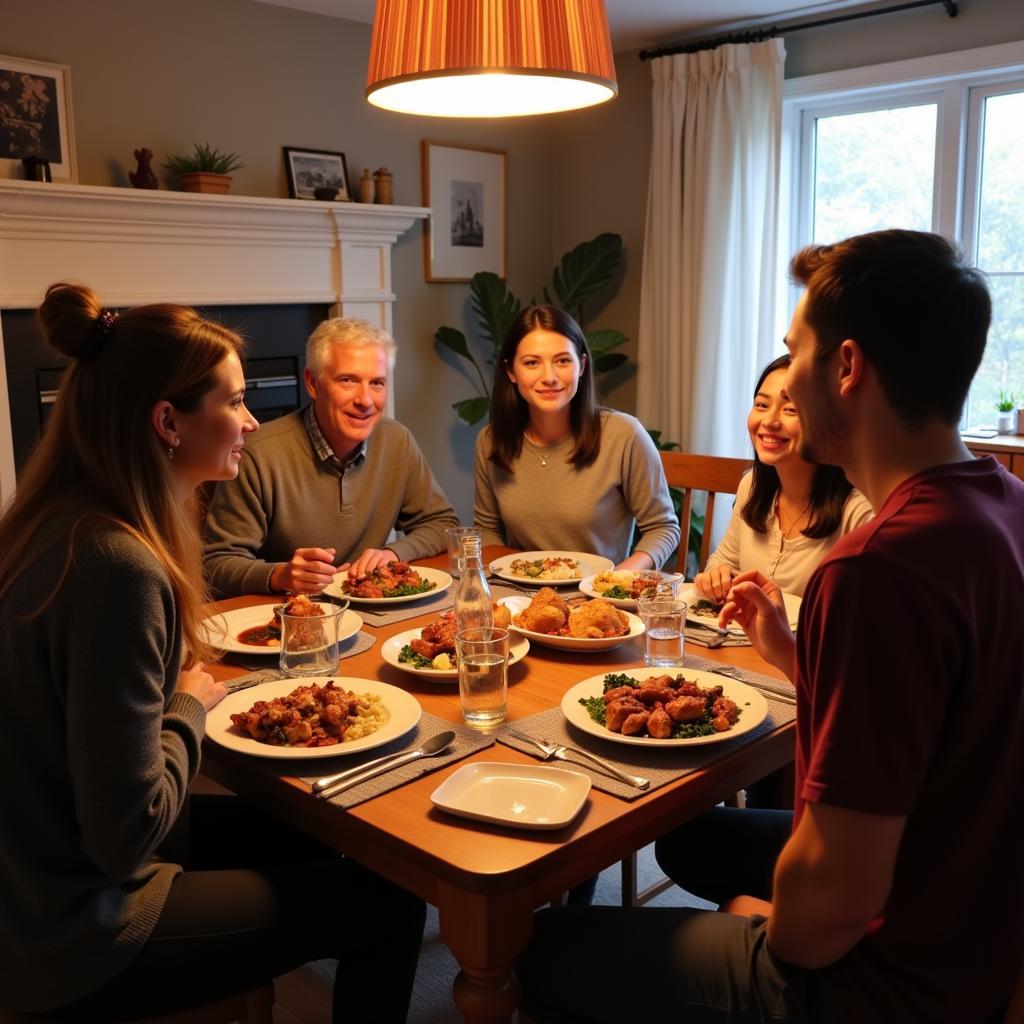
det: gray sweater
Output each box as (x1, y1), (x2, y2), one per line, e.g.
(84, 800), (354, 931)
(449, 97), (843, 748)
(203, 411), (459, 597)
(474, 410), (680, 568)
(0, 523), (205, 1011)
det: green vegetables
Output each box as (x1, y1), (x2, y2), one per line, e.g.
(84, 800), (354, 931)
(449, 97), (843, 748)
(387, 581), (436, 597)
(397, 644), (434, 669)
(600, 585), (631, 600)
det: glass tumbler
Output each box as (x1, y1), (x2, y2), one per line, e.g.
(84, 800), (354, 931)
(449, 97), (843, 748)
(456, 626), (509, 730)
(445, 526), (481, 578)
(278, 601), (346, 677)
(637, 596), (687, 668)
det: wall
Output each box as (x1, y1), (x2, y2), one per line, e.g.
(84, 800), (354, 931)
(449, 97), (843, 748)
(552, 0), (1024, 439)
(1, 0), (557, 521)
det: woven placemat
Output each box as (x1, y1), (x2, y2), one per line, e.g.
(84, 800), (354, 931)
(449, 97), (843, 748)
(354, 589), (455, 627)
(685, 625), (751, 648)
(295, 712), (494, 808)
(220, 629), (377, 672)
(498, 657), (796, 801)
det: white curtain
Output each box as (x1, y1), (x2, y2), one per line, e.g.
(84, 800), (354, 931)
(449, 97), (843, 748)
(637, 39), (785, 458)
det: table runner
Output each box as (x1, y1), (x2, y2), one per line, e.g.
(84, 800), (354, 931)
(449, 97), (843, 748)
(497, 655), (796, 801)
(296, 712), (494, 808)
(220, 629), (376, 672)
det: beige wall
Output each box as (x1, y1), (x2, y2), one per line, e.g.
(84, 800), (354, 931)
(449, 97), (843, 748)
(2, 0), (557, 522)
(5, 0), (1023, 516)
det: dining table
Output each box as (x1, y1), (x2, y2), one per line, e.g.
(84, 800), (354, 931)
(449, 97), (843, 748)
(199, 547), (796, 1024)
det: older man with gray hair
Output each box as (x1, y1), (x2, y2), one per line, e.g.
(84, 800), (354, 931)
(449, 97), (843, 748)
(204, 317), (458, 597)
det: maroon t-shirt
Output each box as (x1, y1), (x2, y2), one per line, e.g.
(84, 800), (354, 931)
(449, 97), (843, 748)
(794, 457), (1024, 1023)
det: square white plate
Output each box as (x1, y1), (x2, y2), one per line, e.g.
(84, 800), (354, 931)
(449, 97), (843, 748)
(430, 761), (591, 830)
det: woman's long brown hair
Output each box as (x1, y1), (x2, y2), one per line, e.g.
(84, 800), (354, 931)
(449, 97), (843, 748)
(0, 282), (244, 666)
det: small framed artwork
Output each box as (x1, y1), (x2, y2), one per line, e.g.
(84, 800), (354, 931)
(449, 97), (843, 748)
(0, 54), (77, 182)
(422, 141), (506, 282)
(283, 146), (351, 200)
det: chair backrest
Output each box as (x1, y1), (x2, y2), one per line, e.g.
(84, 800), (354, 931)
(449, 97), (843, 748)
(660, 452), (752, 573)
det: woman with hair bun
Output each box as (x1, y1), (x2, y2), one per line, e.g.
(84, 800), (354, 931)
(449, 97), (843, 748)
(475, 305), (679, 569)
(0, 283), (425, 1021)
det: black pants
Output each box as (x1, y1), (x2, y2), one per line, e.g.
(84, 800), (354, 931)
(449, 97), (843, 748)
(43, 795), (426, 1023)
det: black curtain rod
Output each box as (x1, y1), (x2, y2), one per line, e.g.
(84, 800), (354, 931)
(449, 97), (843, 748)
(638, 0), (957, 61)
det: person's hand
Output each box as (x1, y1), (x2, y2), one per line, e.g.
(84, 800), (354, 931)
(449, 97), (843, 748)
(177, 661), (226, 711)
(694, 563), (735, 603)
(269, 547), (337, 594)
(719, 570), (796, 679)
(339, 548), (399, 580)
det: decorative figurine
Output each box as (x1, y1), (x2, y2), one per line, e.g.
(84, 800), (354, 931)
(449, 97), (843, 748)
(128, 148), (159, 189)
(358, 168), (374, 204)
(373, 166), (394, 205)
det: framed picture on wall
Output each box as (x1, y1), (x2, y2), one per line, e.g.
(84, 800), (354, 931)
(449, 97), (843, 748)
(421, 141), (506, 282)
(0, 54), (77, 182)
(283, 147), (351, 200)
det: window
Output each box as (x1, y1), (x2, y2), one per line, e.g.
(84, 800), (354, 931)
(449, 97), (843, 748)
(783, 43), (1024, 427)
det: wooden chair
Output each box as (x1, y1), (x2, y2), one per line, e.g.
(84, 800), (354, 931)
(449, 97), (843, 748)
(0, 984), (274, 1024)
(621, 452), (752, 908)
(659, 452), (752, 575)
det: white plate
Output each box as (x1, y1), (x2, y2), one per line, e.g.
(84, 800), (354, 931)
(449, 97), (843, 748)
(323, 566), (453, 606)
(498, 595), (644, 652)
(430, 761), (591, 829)
(206, 677), (421, 759)
(488, 550), (614, 586)
(201, 604), (363, 655)
(677, 583), (801, 634)
(381, 627), (531, 680)
(561, 667), (769, 748)
(578, 570), (683, 610)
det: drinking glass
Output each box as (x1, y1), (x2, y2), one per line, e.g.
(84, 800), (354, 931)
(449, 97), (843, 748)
(456, 626), (509, 730)
(445, 526), (481, 578)
(278, 601), (347, 677)
(637, 596), (687, 668)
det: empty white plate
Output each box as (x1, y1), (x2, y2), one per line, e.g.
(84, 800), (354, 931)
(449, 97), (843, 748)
(430, 761), (591, 830)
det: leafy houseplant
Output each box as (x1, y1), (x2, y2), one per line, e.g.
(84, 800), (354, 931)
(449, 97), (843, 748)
(435, 233), (629, 425)
(997, 390), (1016, 413)
(996, 390), (1017, 434)
(164, 142), (245, 195)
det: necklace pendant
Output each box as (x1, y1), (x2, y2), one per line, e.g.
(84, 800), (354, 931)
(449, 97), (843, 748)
(540, 455), (547, 467)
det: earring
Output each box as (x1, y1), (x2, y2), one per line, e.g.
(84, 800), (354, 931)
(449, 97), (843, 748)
(167, 438), (180, 460)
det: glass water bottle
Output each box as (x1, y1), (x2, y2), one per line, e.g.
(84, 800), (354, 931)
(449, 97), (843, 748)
(455, 535), (492, 632)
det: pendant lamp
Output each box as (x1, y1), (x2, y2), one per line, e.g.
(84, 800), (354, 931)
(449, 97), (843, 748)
(366, 0), (618, 118)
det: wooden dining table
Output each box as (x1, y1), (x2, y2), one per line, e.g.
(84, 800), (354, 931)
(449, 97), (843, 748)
(200, 548), (795, 1024)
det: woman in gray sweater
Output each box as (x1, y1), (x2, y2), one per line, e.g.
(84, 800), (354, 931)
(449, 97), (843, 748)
(0, 284), (424, 1021)
(475, 305), (679, 569)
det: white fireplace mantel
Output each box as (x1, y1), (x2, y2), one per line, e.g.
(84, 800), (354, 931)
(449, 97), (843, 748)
(0, 179), (429, 503)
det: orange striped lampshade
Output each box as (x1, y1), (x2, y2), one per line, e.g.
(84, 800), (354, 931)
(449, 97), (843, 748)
(366, 0), (618, 117)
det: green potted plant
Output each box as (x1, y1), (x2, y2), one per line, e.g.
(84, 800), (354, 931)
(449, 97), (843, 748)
(164, 142), (245, 195)
(997, 390), (1016, 434)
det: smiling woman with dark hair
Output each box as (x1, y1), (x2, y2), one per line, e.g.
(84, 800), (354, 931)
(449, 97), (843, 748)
(475, 304), (679, 570)
(694, 353), (873, 601)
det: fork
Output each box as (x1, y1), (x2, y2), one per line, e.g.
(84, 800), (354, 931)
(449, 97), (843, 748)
(509, 730), (650, 790)
(708, 666), (797, 706)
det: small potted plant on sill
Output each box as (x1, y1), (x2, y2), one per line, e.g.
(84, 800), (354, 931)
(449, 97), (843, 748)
(996, 390), (1016, 434)
(164, 142), (245, 194)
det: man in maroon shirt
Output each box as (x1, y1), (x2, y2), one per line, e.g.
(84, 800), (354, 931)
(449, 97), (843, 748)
(516, 231), (1024, 1023)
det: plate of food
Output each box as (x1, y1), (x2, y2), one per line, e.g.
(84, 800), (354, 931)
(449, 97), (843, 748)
(499, 590), (643, 652)
(431, 762), (590, 830)
(561, 667), (768, 747)
(206, 677), (422, 759)
(676, 583), (802, 634)
(323, 563), (452, 605)
(488, 551), (613, 586)
(201, 598), (363, 655)
(579, 569), (683, 609)
(381, 611), (531, 679)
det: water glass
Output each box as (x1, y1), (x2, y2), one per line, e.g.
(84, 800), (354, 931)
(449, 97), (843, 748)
(637, 596), (687, 668)
(446, 526), (481, 578)
(456, 626), (509, 730)
(279, 601), (347, 677)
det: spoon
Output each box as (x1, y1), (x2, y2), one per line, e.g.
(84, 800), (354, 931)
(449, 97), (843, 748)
(313, 729), (457, 799)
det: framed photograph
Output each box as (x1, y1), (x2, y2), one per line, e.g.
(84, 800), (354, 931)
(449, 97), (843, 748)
(0, 54), (76, 182)
(283, 146), (350, 200)
(422, 141), (506, 282)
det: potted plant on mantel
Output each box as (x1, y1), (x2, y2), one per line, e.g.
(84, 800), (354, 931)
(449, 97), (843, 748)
(164, 142), (245, 194)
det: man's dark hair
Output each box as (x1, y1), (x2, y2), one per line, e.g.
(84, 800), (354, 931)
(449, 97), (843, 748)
(790, 230), (992, 427)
